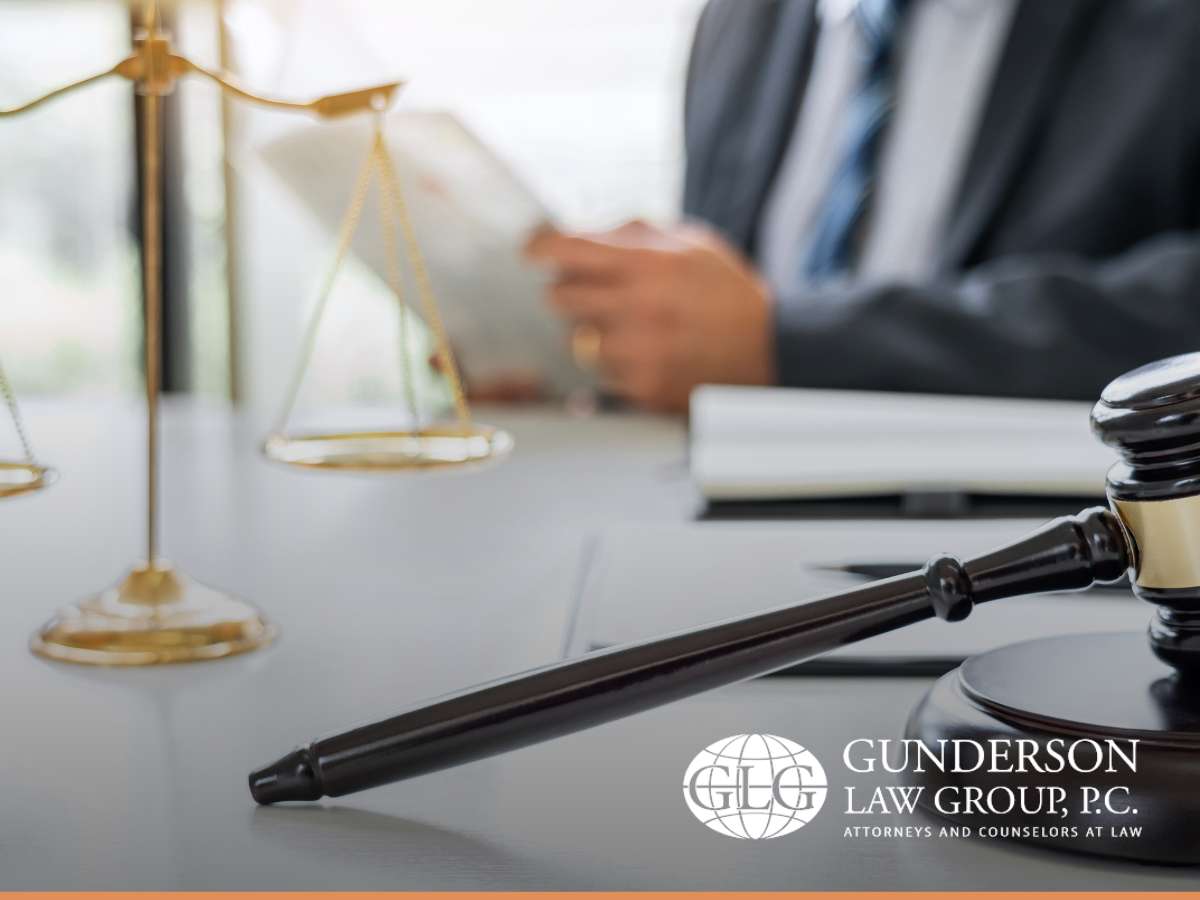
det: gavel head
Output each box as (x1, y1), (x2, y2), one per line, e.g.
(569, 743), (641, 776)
(1092, 352), (1200, 675)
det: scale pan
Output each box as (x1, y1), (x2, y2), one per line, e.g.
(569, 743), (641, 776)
(262, 424), (513, 472)
(0, 461), (52, 499)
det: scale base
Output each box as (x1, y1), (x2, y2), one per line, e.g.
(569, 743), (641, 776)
(30, 563), (276, 666)
(906, 632), (1200, 865)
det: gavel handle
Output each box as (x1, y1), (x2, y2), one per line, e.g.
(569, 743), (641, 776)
(251, 507), (1131, 803)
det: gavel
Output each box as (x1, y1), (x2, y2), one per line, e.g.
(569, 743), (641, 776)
(250, 353), (1200, 808)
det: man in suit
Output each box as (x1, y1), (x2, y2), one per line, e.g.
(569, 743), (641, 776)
(526, 0), (1200, 410)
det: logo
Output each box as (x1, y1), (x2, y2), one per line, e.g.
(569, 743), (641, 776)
(683, 734), (827, 839)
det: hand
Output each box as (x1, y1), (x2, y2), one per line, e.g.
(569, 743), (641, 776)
(525, 221), (775, 412)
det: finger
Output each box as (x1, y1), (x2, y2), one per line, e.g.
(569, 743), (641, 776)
(567, 320), (658, 379)
(522, 223), (559, 256)
(525, 219), (658, 257)
(549, 280), (640, 323)
(593, 326), (690, 412)
(591, 326), (662, 388)
(605, 219), (664, 245)
(570, 323), (604, 371)
(596, 362), (666, 411)
(526, 230), (658, 278)
(551, 274), (685, 325)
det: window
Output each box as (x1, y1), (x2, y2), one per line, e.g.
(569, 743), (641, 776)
(0, 1), (140, 398)
(221, 0), (706, 414)
(0, 0), (232, 407)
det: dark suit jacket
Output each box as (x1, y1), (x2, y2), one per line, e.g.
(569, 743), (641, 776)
(683, 0), (1200, 399)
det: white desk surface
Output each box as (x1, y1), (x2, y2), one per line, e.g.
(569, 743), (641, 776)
(0, 401), (1193, 890)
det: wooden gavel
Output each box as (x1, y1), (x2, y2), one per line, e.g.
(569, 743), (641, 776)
(250, 353), (1200, 804)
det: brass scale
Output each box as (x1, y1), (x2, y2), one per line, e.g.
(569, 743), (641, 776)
(0, 1), (512, 666)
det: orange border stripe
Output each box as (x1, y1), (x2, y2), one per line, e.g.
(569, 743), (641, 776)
(4, 894), (1199, 899)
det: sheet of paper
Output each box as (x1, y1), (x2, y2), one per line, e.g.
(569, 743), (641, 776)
(260, 110), (590, 395)
(690, 385), (1117, 500)
(569, 521), (1148, 663)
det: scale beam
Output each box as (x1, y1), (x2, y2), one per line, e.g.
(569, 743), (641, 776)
(0, 42), (401, 119)
(179, 59), (403, 118)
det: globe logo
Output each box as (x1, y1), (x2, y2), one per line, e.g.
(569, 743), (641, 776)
(683, 734), (827, 839)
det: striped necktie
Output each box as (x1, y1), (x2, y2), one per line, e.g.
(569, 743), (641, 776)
(802, 0), (911, 281)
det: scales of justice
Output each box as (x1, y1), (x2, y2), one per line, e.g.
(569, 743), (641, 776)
(0, 1), (511, 665)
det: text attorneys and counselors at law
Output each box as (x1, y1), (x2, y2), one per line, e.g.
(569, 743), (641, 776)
(526, 0), (1200, 411)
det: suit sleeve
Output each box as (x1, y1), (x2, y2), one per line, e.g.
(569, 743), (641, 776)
(773, 232), (1200, 400)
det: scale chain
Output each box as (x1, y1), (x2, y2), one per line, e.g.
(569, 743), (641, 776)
(274, 126), (474, 437)
(271, 137), (378, 437)
(374, 134), (472, 430)
(0, 357), (37, 465)
(373, 129), (423, 429)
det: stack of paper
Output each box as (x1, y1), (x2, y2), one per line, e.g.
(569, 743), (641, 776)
(260, 111), (589, 395)
(690, 386), (1117, 501)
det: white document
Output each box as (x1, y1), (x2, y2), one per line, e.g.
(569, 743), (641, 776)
(690, 385), (1117, 501)
(260, 111), (589, 394)
(569, 521), (1148, 664)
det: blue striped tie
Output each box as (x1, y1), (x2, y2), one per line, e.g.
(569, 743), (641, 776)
(802, 0), (911, 281)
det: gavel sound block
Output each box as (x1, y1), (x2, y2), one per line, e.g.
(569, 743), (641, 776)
(906, 353), (1200, 865)
(251, 354), (1200, 865)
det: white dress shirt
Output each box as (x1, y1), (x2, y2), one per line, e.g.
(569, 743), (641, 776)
(758, 0), (1018, 292)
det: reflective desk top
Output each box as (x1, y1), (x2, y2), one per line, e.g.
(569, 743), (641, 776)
(0, 401), (1193, 889)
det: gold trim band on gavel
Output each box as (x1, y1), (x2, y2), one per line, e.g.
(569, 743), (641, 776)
(1112, 493), (1200, 589)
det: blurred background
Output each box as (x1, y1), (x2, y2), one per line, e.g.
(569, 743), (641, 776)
(0, 0), (705, 420)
